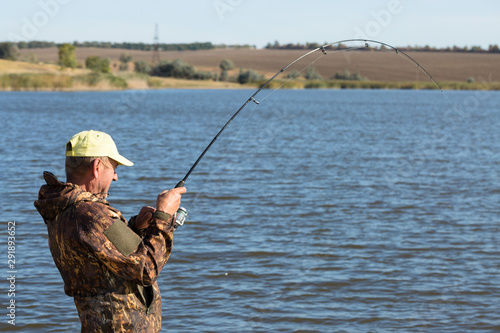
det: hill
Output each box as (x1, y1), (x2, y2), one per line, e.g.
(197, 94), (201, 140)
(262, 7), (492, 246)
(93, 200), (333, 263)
(0, 58), (87, 75)
(0, 58), (244, 91)
(18, 47), (500, 84)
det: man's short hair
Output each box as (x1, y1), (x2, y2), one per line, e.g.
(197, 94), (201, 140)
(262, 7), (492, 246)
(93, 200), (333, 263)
(66, 156), (110, 180)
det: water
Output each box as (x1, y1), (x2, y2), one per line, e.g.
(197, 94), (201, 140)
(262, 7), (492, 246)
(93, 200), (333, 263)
(1, 89), (499, 332)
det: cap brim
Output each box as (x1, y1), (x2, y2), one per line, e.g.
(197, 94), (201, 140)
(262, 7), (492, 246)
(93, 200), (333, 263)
(110, 154), (134, 166)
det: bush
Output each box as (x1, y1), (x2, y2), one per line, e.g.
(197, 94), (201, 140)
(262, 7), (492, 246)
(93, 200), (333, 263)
(153, 59), (191, 78)
(151, 59), (213, 80)
(192, 71), (216, 80)
(0, 43), (18, 60)
(85, 56), (111, 73)
(237, 69), (264, 84)
(119, 53), (132, 64)
(106, 74), (127, 88)
(333, 70), (366, 81)
(220, 70), (228, 81)
(58, 43), (77, 68)
(134, 60), (151, 74)
(304, 67), (323, 80)
(219, 59), (235, 71)
(118, 53), (132, 71)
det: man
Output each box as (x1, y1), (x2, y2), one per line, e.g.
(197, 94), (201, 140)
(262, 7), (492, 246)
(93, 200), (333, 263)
(34, 130), (186, 332)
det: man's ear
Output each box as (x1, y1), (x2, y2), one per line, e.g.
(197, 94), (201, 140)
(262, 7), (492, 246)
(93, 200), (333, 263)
(91, 159), (101, 179)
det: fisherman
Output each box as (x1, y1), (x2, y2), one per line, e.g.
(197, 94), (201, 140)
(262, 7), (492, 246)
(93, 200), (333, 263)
(34, 130), (186, 332)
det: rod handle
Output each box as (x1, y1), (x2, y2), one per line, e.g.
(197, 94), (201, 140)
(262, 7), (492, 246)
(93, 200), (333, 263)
(175, 180), (185, 188)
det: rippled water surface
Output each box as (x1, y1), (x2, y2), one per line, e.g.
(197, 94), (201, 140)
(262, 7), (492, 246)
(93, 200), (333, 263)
(1, 89), (500, 332)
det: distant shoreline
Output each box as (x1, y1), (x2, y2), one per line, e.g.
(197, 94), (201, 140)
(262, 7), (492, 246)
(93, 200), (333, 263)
(1, 73), (498, 92)
(1, 50), (499, 91)
(17, 47), (500, 83)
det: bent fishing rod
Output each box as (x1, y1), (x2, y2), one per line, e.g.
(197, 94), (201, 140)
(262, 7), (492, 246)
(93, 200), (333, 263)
(172, 38), (445, 226)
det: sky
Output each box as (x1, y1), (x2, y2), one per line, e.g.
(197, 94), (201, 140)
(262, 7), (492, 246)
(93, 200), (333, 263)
(1, 0), (499, 49)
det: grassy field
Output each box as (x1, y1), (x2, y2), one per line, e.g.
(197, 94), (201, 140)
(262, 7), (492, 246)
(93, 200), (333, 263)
(0, 59), (245, 91)
(19, 47), (500, 82)
(7, 47), (500, 91)
(0, 58), (87, 75)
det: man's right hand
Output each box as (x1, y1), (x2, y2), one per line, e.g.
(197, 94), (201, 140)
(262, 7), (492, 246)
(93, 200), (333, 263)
(156, 187), (186, 215)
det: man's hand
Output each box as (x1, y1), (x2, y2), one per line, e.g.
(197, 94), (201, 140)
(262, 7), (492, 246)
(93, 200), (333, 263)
(156, 187), (187, 215)
(135, 206), (156, 229)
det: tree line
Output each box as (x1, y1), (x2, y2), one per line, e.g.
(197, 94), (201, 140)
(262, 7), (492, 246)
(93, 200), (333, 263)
(265, 41), (500, 53)
(4, 40), (499, 53)
(10, 41), (215, 51)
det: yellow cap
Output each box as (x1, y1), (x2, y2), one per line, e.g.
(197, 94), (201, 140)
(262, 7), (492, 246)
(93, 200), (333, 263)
(65, 130), (134, 166)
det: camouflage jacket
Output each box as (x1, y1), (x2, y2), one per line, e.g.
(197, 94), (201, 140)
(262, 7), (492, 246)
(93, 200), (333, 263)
(34, 172), (175, 332)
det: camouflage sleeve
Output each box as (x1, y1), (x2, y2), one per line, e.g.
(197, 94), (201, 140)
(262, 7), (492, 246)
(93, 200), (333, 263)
(128, 215), (146, 237)
(75, 201), (174, 286)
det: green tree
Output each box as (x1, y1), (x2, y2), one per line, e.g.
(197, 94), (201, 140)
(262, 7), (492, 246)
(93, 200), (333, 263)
(237, 69), (263, 84)
(119, 53), (132, 63)
(134, 60), (151, 74)
(219, 59), (235, 81)
(85, 56), (111, 73)
(151, 59), (214, 80)
(488, 44), (499, 53)
(0, 43), (18, 60)
(219, 59), (235, 71)
(119, 53), (132, 70)
(153, 59), (195, 79)
(58, 43), (77, 68)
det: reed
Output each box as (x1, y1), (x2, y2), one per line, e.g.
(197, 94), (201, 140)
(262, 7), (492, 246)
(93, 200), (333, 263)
(260, 78), (500, 90)
(73, 72), (101, 86)
(300, 80), (500, 90)
(1, 71), (498, 91)
(106, 74), (128, 89)
(0, 73), (73, 90)
(0, 72), (130, 90)
(147, 77), (163, 88)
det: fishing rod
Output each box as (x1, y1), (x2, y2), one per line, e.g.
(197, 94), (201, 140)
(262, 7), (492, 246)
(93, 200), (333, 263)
(172, 38), (444, 227)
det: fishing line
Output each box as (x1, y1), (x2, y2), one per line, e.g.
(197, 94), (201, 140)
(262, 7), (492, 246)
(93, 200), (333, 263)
(360, 41), (497, 166)
(258, 44), (394, 104)
(174, 38), (496, 202)
(170, 38), (498, 226)
(177, 39), (427, 188)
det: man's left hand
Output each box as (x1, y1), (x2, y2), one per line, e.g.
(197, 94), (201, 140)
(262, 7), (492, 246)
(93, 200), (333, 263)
(135, 206), (156, 229)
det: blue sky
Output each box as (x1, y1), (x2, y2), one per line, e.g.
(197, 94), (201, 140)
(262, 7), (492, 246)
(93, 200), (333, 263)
(1, 0), (499, 49)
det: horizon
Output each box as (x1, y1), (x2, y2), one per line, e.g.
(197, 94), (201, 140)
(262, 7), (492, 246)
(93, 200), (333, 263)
(6, 39), (500, 51)
(1, 0), (498, 51)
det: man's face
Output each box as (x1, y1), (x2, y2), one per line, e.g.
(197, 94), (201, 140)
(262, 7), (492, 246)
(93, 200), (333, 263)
(96, 158), (118, 198)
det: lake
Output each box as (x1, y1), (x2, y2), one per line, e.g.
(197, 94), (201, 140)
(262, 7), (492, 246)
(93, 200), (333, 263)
(1, 88), (499, 332)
